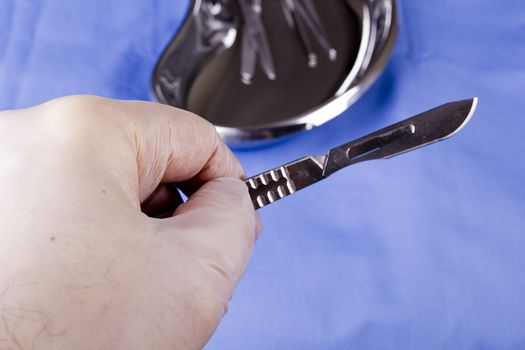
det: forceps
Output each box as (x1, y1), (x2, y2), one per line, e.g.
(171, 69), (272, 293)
(245, 98), (478, 210)
(281, 0), (337, 67)
(238, 0), (336, 82)
(238, 0), (276, 84)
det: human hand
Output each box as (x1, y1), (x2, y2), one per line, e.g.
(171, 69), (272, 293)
(0, 96), (259, 349)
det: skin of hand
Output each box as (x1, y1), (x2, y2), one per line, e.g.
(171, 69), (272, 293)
(0, 96), (260, 350)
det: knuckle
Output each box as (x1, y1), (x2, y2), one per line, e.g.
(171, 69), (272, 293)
(180, 109), (217, 144)
(44, 95), (104, 120)
(41, 95), (123, 149)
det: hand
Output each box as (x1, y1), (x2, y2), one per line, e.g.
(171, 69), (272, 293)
(0, 96), (259, 349)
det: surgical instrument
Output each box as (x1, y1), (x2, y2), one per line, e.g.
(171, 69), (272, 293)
(245, 98), (478, 209)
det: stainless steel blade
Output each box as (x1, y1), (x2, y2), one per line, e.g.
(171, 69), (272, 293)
(323, 98), (478, 176)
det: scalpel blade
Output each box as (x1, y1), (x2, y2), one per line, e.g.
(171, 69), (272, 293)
(323, 98), (478, 176)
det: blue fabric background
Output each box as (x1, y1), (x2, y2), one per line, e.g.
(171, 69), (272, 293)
(1, 1), (524, 349)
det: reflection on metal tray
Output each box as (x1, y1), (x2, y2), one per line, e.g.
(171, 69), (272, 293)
(152, 0), (397, 144)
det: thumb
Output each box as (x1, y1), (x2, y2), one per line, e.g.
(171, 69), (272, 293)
(167, 177), (258, 285)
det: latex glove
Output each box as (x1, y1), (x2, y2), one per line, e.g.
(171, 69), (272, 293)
(0, 96), (259, 349)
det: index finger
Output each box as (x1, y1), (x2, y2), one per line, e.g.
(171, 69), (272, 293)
(111, 99), (244, 201)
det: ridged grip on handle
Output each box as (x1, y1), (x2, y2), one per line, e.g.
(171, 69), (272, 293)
(245, 167), (296, 209)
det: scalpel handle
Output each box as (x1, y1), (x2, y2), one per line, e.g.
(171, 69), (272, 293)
(245, 166), (297, 210)
(245, 156), (326, 210)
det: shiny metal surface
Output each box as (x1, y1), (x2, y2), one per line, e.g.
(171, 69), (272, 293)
(153, 0), (238, 108)
(239, 0), (277, 83)
(153, 0), (398, 144)
(281, 0), (338, 66)
(246, 98), (478, 209)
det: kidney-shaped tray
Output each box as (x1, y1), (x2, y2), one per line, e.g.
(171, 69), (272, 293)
(152, 0), (397, 144)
